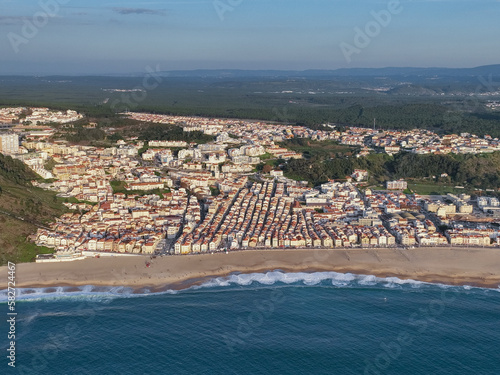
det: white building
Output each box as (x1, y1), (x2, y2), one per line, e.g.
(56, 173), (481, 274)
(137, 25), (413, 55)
(386, 180), (407, 190)
(0, 133), (19, 154)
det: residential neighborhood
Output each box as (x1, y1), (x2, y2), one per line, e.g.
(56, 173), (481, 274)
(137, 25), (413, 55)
(0, 107), (499, 261)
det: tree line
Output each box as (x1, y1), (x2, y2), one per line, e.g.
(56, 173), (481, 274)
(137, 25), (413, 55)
(283, 151), (500, 189)
(0, 154), (37, 185)
(138, 124), (214, 144)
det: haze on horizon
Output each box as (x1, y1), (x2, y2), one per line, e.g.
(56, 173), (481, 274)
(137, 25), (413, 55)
(0, 0), (499, 75)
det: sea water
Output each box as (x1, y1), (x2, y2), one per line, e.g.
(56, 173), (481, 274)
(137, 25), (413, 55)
(1, 271), (499, 375)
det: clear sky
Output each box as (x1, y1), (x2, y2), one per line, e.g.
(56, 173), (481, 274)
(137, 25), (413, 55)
(0, 0), (499, 75)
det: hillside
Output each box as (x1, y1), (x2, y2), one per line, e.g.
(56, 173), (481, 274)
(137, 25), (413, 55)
(0, 154), (67, 265)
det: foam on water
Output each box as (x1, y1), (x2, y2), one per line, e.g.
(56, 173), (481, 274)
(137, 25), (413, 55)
(0, 271), (497, 303)
(199, 271), (442, 290)
(0, 284), (149, 303)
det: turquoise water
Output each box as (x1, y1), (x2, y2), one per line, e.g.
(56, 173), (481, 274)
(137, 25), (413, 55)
(1, 271), (499, 375)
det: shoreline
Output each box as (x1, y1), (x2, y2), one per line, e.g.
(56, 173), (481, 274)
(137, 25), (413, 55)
(1, 247), (500, 291)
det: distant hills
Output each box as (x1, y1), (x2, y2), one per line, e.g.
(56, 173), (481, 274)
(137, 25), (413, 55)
(2, 65), (500, 80)
(155, 65), (500, 79)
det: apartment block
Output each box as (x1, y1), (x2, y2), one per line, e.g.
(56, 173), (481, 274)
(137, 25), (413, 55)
(0, 133), (19, 154)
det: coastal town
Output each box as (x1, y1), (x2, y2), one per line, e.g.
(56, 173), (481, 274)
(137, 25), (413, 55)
(0, 107), (499, 262)
(128, 112), (500, 156)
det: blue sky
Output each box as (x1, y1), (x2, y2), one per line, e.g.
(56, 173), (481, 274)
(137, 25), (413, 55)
(0, 0), (499, 74)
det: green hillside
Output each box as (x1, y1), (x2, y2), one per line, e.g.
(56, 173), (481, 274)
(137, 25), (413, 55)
(0, 154), (67, 265)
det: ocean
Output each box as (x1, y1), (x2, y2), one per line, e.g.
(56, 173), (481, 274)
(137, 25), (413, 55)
(1, 271), (499, 375)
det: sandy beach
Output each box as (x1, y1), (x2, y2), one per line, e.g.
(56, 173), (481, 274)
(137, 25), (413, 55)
(2, 247), (500, 290)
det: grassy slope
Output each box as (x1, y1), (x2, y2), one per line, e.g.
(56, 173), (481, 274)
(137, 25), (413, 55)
(406, 182), (470, 196)
(278, 139), (359, 159)
(0, 174), (67, 265)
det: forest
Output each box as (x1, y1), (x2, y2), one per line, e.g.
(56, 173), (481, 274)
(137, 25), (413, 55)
(0, 153), (37, 185)
(282, 151), (500, 189)
(1, 74), (499, 137)
(137, 124), (215, 143)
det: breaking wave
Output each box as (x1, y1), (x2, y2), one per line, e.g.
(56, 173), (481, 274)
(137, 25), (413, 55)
(0, 271), (497, 303)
